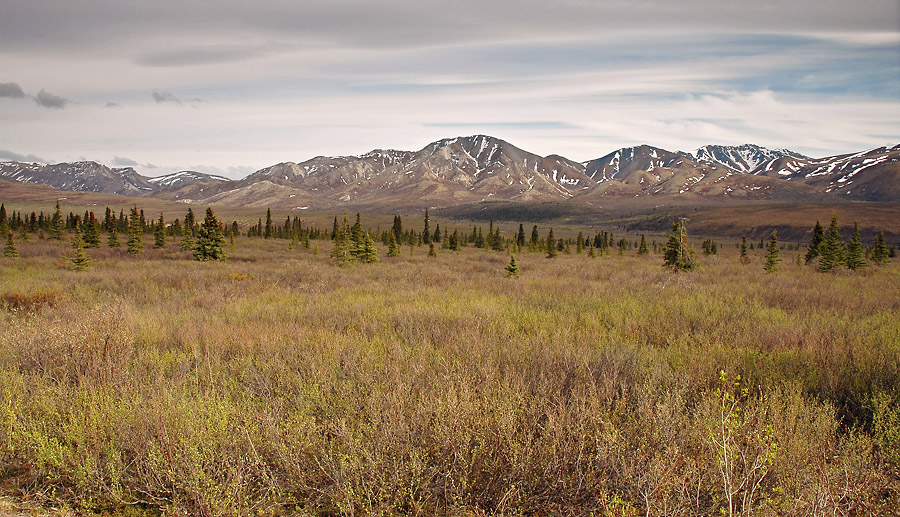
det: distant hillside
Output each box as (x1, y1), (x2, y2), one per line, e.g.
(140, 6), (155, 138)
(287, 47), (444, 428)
(2, 137), (898, 209)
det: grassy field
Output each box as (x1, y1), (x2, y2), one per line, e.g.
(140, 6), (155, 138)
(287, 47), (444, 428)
(1, 207), (899, 515)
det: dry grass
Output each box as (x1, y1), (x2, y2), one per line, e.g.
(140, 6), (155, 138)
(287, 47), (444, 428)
(0, 231), (898, 515)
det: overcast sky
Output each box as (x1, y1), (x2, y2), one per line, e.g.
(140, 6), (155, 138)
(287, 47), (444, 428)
(1, 0), (898, 178)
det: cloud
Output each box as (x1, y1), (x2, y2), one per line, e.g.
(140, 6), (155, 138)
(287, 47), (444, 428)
(33, 89), (68, 108)
(152, 91), (203, 104)
(0, 149), (47, 163)
(105, 102), (120, 108)
(112, 156), (139, 166)
(0, 82), (26, 98)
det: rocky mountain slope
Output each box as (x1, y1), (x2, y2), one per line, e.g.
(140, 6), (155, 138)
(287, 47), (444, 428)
(2, 137), (898, 209)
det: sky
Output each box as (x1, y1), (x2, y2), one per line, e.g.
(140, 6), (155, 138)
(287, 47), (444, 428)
(0, 0), (898, 179)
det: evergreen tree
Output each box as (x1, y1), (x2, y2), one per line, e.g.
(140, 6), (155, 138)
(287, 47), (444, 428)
(516, 224), (526, 248)
(739, 236), (749, 263)
(764, 230), (780, 272)
(386, 232), (401, 257)
(49, 199), (65, 240)
(576, 231), (584, 253)
(356, 232), (379, 263)
(638, 234), (649, 255)
(180, 225), (194, 251)
(817, 214), (845, 273)
(428, 243), (436, 257)
(422, 209), (431, 244)
(433, 224), (441, 243)
(872, 231), (890, 265)
(587, 245), (596, 259)
(67, 227), (91, 270)
(82, 219), (101, 248)
(3, 232), (18, 257)
(505, 255), (519, 277)
(107, 226), (120, 248)
(844, 222), (866, 270)
(264, 208), (273, 238)
(663, 219), (694, 271)
(804, 220), (824, 264)
(126, 205), (144, 255)
(193, 207), (228, 261)
(184, 208), (196, 236)
(332, 216), (339, 240)
(531, 225), (539, 248)
(154, 212), (166, 248)
(331, 214), (353, 266)
(546, 228), (557, 258)
(448, 229), (460, 251)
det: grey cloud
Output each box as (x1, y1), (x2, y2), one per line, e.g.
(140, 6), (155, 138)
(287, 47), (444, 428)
(106, 102), (120, 107)
(134, 46), (266, 67)
(34, 89), (68, 108)
(0, 0), (896, 56)
(112, 156), (139, 166)
(0, 82), (26, 98)
(152, 91), (203, 104)
(0, 149), (47, 163)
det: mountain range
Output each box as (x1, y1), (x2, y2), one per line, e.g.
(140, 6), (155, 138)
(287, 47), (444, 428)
(2, 136), (898, 210)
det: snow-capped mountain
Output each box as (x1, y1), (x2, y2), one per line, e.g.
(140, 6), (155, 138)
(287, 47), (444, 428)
(0, 161), (154, 195)
(147, 171), (230, 189)
(2, 138), (898, 208)
(692, 144), (809, 174)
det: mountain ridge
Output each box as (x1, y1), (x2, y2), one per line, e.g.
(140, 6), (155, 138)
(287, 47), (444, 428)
(2, 136), (898, 208)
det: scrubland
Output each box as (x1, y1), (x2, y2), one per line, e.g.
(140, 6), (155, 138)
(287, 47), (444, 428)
(1, 236), (899, 515)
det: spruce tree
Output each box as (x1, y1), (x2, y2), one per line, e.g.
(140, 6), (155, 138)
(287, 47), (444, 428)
(739, 236), (749, 263)
(805, 220), (824, 264)
(68, 227), (91, 270)
(3, 232), (18, 257)
(423, 209), (431, 244)
(517, 224), (526, 248)
(356, 232), (378, 263)
(154, 212), (166, 248)
(126, 205), (144, 255)
(185, 208), (196, 236)
(531, 225), (539, 249)
(872, 231), (889, 265)
(433, 224), (441, 243)
(817, 214), (844, 273)
(193, 207), (228, 261)
(546, 228), (557, 258)
(386, 232), (401, 257)
(505, 255), (519, 277)
(428, 243), (436, 257)
(638, 234), (649, 255)
(264, 208), (273, 239)
(764, 230), (780, 272)
(180, 225), (193, 251)
(331, 214), (352, 266)
(845, 222), (866, 270)
(107, 226), (120, 248)
(49, 199), (64, 240)
(663, 220), (694, 271)
(82, 219), (101, 248)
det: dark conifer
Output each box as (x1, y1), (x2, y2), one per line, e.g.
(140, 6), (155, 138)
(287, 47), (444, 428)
(154, 212), (166, 248)
(764, 230), (780, 272)
(663, 220), (694, 271)
(49, 200), (64, 240)
(517, 224), (526, 248)
(126, 205), (144, 255)
(638, 234), (649, 255)
(193, 207), (228, 261)
(82, 220), (101, 248)
(817, 214), (844, 273)
(546, 228), (557, 258)
(739, 236), (749, 263)
(872, 231), (889, 265)
(845, 222), (866, 270)
(805, 221), (824, 264)
(68, 227), (91, 270)
(107, 226), (120, 248)
(423, 209), (431, 244)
